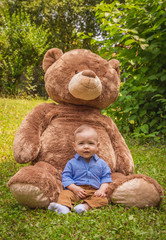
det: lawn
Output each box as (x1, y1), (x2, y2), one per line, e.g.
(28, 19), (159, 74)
(0, 98), (165, 240)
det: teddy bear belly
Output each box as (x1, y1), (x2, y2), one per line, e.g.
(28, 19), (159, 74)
(37, 120), (116, 172)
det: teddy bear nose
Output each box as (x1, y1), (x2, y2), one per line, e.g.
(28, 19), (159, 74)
(82, 70), (96, 78)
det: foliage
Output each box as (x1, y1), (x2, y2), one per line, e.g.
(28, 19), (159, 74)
(0, 0), (165, 141)
(95, 0), (166, 141)
(0, 0), (112, 97)
(1, 0), (107, 51)
(0, 8), (49, 96)
(0, 98), (165, 239)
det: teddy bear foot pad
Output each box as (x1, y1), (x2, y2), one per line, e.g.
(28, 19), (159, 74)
(110, 174), (163, 208)
(10, 183), (49, 208)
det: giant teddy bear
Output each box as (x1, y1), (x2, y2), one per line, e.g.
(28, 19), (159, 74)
(8, 48), (163, 208)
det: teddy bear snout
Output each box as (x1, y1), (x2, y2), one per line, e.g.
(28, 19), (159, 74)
(68, 70), (102, 100)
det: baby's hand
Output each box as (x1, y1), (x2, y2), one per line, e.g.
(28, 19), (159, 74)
(94, 189), (106, 198)
(72, 186), (87, 199)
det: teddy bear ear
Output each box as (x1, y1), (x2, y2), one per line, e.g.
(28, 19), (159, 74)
(109, 59), (120, 77)
(42, 48), (63, 72)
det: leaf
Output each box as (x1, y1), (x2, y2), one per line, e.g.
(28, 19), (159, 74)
(82, 35), (90, 39)
(129, 60), (135, 65)
(161, 74), (166, 81)
(77, 32), (84, 37)
(141, 67), (148, 73)
(90, 39), (97, 45)
(140, 124), (149, 133)
(105, 12), (110, 17)
(139, 38), (146, 42)
(148, 75), (157, 80)
(124, 39), (135, 45)
(150, 119), (157, 127)
(140, 44), (149, 50)
(121, 34), (130, 42)
(112, 18), (120, 23)
(129, 120), (134, 124)
(133, 35), (139, 41)
(124, 107), (133, 113)
(153, 17), (166, 30)
(139, 109), (147, 117)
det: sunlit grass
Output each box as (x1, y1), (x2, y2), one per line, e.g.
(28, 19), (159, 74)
(0, 98), (51, 162)
(0, 98), (165, 240)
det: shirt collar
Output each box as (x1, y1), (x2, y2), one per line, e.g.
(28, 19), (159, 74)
(74, 153), (99, 161)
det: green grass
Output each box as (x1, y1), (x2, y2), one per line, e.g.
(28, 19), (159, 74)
(0, 98), (165, 240)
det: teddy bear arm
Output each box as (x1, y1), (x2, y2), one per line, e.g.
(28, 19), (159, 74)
(105, 117), (134, 175)
(13, 103), (56, 163)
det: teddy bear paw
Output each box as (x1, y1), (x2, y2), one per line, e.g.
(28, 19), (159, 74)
(110, 175), (163, 208)
(10, 183), (49, 208)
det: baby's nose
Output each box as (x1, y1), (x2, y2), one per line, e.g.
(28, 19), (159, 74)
(84, 144), (89, 148)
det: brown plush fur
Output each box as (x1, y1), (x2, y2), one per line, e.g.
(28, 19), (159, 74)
(7, 48), (163, 208)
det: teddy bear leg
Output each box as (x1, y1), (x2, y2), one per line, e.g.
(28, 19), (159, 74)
(108, 173), (164, 208)
(7, 162), (63, 208)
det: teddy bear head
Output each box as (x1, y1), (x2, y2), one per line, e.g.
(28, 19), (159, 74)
(42, 48), (120, 109)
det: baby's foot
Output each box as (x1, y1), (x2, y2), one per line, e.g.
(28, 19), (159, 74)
(48, 202), (70, 214)
(74, 204), (87, 214)
(48, 202), (57, 211)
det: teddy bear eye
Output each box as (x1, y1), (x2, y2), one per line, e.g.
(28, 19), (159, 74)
(75, 70), (79, 74)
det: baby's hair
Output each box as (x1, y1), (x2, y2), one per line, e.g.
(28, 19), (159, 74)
(74, 124), (98, 140)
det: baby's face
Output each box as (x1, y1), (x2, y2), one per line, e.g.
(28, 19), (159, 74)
(73, 129), (99, 162)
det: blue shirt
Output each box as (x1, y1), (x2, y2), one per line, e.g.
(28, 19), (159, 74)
(62, 153), (112, 189)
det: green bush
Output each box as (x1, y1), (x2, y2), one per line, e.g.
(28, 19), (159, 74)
(0, 9), (49, 96)
(96, 0), (166, 141)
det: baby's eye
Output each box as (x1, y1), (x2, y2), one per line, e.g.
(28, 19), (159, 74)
(79, 142), (83, 145)
(75, 70), (79, 74)
(89, 142), (94, 145)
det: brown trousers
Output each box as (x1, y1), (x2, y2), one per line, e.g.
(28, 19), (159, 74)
(57, 185), (108, 209)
